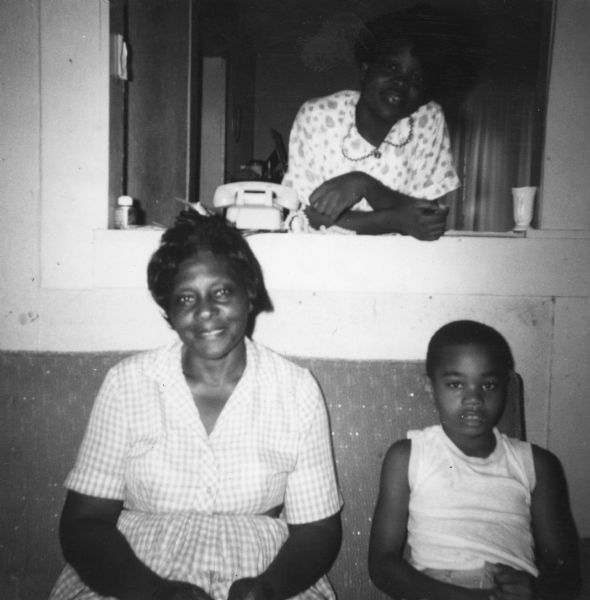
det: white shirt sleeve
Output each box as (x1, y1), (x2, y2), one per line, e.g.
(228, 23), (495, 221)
(65, 367), (128, 499)
(405, 102), (461, 200)
(281, 101), (322, 207)
(283, 369), (343, 523)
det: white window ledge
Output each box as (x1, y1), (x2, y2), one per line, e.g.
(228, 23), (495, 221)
(445, 229), (525, 238)
(90, 227), (590, 297)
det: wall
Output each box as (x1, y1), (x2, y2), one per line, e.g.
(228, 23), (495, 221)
(253, 53), (357, 159)
(124, 0), (197, 226)
(0, 0), (589, 539)
(199, 57), (226, 203)
(542, 0), (590, 230)
(0, 0), (42, 351)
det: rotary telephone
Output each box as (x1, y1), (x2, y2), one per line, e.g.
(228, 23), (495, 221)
(213, 181), (299, 231)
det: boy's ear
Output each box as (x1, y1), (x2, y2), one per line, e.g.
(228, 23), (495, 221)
(421, 372), (434, 394)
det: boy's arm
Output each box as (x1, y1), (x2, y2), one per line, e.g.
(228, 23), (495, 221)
(368, 440), (491, 600)
(530, 445), (581, 600)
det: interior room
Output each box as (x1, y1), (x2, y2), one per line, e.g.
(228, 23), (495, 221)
(111, 0), (553, 231)
(1, 0), (589, 598)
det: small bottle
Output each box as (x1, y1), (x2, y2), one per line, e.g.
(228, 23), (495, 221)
(114, 195), (137, 229)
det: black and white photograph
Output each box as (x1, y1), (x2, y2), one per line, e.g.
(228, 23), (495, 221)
(1, 1), (588, 599)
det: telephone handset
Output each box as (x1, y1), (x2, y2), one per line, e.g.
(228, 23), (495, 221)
(213, 181), (299, 210)
(213, 181), (300, 231)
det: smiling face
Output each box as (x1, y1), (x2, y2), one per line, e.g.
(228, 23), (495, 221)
(167, 251), (252, 364)
(430, 343), (508, 456)
(357, 40), (428, 132)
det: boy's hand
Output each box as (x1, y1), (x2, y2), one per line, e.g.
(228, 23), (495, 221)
(490, 564), (535, 600)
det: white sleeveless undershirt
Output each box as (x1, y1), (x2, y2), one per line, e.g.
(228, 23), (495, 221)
(407, 425), (538, 576)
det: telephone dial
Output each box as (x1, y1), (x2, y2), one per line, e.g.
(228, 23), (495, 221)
(213, 181), (299, 231)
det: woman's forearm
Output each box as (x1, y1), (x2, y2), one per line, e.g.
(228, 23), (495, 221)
(61, 517), (163, 600)
(335, 208), (406, 235)
(335, 207), (448, 240)
(256, 513), (342, 600)
(59, 491), (165, 600)
(359, 176), (417, 212)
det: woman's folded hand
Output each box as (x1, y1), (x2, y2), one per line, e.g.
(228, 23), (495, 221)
(154, 579), (215, 600)
(227, 576), (274, 600)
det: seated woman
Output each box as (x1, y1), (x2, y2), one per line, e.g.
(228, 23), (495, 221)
(282, 6), (464, 239)
(50, 212), (343, 600)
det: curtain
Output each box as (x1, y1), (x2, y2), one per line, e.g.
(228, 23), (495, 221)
(446, 80), (540, 232)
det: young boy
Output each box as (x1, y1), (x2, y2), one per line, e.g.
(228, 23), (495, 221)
(368, 320), (581, 600)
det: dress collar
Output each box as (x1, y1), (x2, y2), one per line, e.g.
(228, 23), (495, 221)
(343, 96), (420, 160)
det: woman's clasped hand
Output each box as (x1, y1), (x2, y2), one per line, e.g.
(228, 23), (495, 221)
(226, 577), (273, 600)
(153, 577), (274, 600)
(153, 579), (215, 600)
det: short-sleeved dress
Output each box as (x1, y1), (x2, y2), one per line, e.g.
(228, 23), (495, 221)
(282, 90), (460, 218)
(49, 338), (342, 600)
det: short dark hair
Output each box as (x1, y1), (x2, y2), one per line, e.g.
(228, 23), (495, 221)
(426, 320), (514, 379)
(354, 4), (483, 101)
(147, 211), (272, 319)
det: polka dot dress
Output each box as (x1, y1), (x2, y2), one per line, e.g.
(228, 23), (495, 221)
(282, 90), (460, 212)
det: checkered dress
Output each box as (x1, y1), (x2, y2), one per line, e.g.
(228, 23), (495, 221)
(49, 339), (342, 599)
